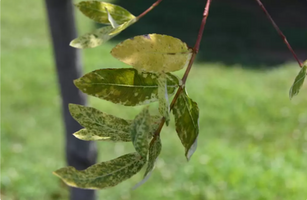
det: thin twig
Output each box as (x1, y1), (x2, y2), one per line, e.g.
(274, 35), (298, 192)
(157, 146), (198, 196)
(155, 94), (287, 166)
(137, 0), (163, 20)
(153, 0), (213, 138)
(255, 0), (302, 68)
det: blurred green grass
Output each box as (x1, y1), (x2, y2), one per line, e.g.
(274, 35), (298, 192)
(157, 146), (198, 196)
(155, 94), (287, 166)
(1, 1), (307, 200)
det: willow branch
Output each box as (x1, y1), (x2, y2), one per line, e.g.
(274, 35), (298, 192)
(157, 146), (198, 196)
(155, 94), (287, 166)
(255, 0), (302, 68)
(137, 0), (163, 20)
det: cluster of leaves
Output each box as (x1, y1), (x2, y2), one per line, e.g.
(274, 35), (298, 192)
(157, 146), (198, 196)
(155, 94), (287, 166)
(54, 1), (199, 189)
(54, 0), (306, 191)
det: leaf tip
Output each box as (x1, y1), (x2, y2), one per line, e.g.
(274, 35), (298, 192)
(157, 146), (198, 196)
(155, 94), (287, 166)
(185, 137), (198, 161)
(70, 40), (82, 49)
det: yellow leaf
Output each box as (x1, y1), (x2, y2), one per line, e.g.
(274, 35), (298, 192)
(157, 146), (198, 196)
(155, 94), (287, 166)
(111, 34), (192, 73)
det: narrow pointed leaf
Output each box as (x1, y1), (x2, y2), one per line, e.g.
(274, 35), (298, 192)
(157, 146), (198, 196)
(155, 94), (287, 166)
(109, 18), (137, 36)
(106, 8), (119, 28)
(289, 61), (307, 98)
(74, 68), (179, 106)
(172, 89), (199, 161)
(111, 34), (192, 73)
(157, 73), (170, 125)
(76, 1), (135, 24)
(69, 104), (131, 141)
(130, 107), (151, 157)
(70, 26), (115, 49)
(133, 136), (162, 189)
(148, 115), (162, 137)
(53, 152), (146, 189)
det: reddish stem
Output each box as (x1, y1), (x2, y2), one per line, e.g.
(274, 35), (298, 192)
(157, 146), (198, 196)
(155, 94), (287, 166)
(153, 0), (212, 138)
(255, 0), (302, 68)
(137, 0), (163, 20)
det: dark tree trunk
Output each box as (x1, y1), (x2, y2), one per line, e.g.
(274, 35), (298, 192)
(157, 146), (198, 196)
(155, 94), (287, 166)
(45, 0), (97, 199)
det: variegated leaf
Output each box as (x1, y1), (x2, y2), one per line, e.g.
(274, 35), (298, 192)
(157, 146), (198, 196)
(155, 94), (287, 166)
(106, 8), (119, 28)
(172, 89), (199, 161)
(53, 152), (146, 189)
(289, 61), (307, 99)
(130, 107), (152, 157)
(157, 73), (170, 125)
(76, 1), (135, 25)
(70, 26), (115, 49)
(133, 136), (162, 189)
(74, 68), (179, 106)
(69, 104), (131, 142)
(148, 115), (162, 137)
(111, 34), (192, 73)
(109, 18), (137, 36)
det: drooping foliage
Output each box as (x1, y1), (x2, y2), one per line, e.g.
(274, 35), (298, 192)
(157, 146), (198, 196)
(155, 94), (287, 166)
(54, 0), (306, 191)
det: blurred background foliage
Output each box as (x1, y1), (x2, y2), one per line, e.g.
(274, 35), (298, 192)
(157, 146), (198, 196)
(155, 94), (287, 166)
(1, 0), (307, 200)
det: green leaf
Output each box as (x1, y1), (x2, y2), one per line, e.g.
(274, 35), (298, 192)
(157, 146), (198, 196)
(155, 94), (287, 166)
(289, 61), (307, 99)
(109, 18), (137, 36)
(70, 26), (115, 49)
(106, 8), (119, 28)
(157, 73), (170, 125)
(130, 107), (151, 157)
(76, 1), (135, 25)
(74, 68), (179, 106)
(148, 115), (162, 137)
(53, 152), (146, 189)
(133, 136), (162, 189)
(172, 89), (199, 161)
(111, 34), (192, 73)
(69, 104), (131, 142)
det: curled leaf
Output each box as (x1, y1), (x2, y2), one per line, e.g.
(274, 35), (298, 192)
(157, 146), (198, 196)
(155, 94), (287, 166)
(111, 34), (192, 73)
(71, 1), (137, 48)
(106, 8), (119, 28)
(53, 152), (146, 189)
(74, 68), (179, 106)
(76, 1), (135, 24)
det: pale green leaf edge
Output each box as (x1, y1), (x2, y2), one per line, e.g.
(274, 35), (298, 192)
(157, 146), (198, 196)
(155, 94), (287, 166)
(289, 62), (307, 99)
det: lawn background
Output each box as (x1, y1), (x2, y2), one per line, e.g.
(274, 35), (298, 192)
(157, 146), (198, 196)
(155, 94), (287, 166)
(1, 0), (307, 200)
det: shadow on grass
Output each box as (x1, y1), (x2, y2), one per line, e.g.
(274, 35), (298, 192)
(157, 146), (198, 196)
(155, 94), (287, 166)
(109, 0), (307, 68)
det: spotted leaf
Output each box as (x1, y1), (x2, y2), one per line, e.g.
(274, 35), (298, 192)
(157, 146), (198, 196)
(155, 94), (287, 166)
(130, 107), (151, 157)
(289, 61), (307, 99)
(74, 68), (179, 106)
(76, 1), (135, 25)
(133, 136), (162, 189)
(111, 34), (192, 73)
(69, 104), (131, 141)
(53, 152), (146, 189)
(70, 26), (115, 49)
(172, 89), (199, 161)
(157, 73), (170, 125)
